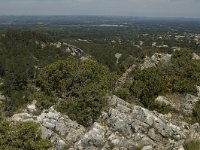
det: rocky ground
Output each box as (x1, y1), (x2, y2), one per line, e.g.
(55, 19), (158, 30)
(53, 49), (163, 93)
(10, 93), (200, 150)
(8, 52), (200, 150)
(0, 51), (200, 150)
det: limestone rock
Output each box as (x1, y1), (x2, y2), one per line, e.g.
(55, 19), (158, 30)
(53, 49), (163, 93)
(12, 106), (85, 150)
(12, 113), (33, 122)
(56, 139), (66, 150)
(192, 53), (200, 60)
(141, 145), (153, 150)
(115, 53), (122, 64)
(107, 133), (138, 149)
(155, 96), (175, 108)
(107, 108), (133, 136)
(148, 128), (156, 141)
(0, 92), (5, 100)
(181, 94), (199, 115)
(75, 122), (106, 149)
(27, 100), (37, 113)
(65, 44), (83, 56)
(10, 95), (200, 150)
(197, 86), (200, 97)
(141, 53), (171, 70)
(41, 126), (54, 139)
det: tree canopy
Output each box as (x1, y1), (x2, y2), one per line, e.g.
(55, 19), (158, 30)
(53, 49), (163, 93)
(37, 57), (116, 126)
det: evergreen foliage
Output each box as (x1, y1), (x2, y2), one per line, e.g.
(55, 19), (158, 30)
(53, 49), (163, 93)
(37, 57), (116, 126)
(0, 120), (52, 150)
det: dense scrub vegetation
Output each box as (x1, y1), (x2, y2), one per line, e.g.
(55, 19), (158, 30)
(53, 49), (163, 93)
(0, 117), (52, 150)
(67, 40), (144, 72)
(130, 67), (165, 108)
(0, 30), (69, 115)
(1, 29), (200, 122)
(0, 15), (200, 150)
(116, 49), (200, 113)
(184, 140), (200, 150)
(37, 57), (116, 126)
(0, 29), (63, 89)
(0, 30), (116, 126)
(192, 99), (200, 124)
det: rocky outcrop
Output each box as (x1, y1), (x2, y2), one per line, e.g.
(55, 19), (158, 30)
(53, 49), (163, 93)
(197, 86), (200, 97)
(0, 92), (5, 104)
(192, 53), (200, 60)
(155, 96), (176, 108)
(115, 53), (122, 64)
(65, 45), (84, 56)
(74, 122), (107, 149)
(11, 95), (200, 150)
(38, 108), (86, 149)
(181, 94), (199, 115)
(116, 53), (171, 90)
(12, 106), (86, 150)
(116, 64), (136, 89)
(71, 96), (200, 149)
(141, 53), (171, 70)
(27, 100), (37, 113)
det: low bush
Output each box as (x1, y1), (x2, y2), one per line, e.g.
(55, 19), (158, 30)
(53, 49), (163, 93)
(3, 90), (31, 116)
(130, 67), (166, 108)
(31, 91), (57, 110)
(151, 101), (177, 114)
(184, 140), (200, 150)
(192, 100), (200, 124)
(115, 87), (131, 100)
(0, 120), (52, 150)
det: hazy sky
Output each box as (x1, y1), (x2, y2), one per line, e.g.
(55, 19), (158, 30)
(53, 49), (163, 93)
(0, 0), (200, 18)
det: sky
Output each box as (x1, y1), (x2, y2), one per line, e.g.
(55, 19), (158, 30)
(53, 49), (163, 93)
(0, 0), (200, 18)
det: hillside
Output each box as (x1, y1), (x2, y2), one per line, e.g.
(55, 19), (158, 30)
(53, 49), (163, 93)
(1, 30), (200, 150)
(9, 94), (200, 150)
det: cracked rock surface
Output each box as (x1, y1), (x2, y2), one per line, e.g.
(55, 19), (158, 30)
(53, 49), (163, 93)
(11, 95), (200, 150)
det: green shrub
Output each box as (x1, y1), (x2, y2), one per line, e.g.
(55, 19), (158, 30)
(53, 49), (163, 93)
(172, 77), (197, 94)
(171, 49), (192, 68)
(192, 100), (200, 124)
(0, 121), (52, 150)
(31, 91), (57, 110)
(184, 140), (200, 150)
(130, 67), (166, 107)
(0, 30), (67, 116)
(3, 90), (31, 116)
(151, 101), (177, 114)
(126, 49), (200, 112)
(37, 57), (116, 126)
(170, 49), (198, 94)
(115, 87), (131, 100)
(56, 96), (106, 126)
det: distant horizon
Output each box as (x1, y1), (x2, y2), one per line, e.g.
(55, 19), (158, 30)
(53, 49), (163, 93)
(0, 0), (200, 19)
(0, 15), (200, 20)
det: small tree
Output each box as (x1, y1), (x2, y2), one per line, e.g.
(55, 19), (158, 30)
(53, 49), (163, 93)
(37, 57), (116, 126)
